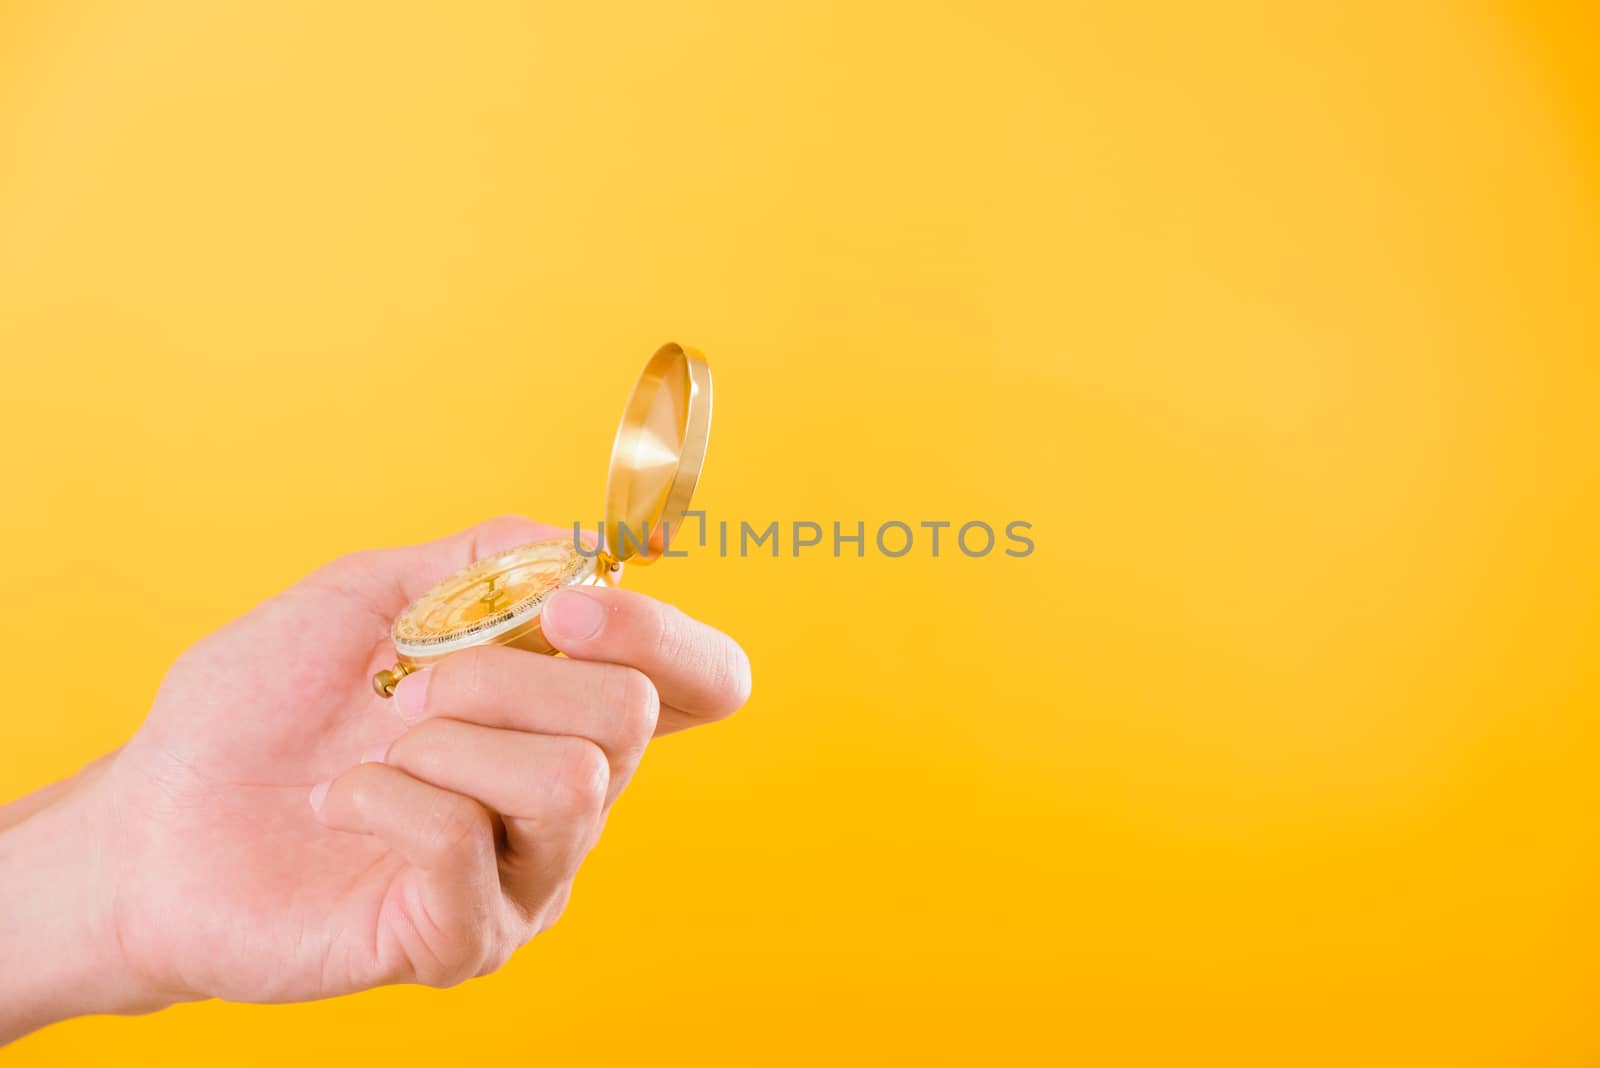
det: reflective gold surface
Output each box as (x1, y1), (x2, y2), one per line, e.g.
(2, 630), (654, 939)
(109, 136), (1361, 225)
(374, 343), (712, 696)
(386, 536), (598, 669)
(393, 538), (589, 650)
(603, 343), (712, 563)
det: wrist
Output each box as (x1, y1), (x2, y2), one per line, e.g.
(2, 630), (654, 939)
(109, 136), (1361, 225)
(0, 764), (170, 1044)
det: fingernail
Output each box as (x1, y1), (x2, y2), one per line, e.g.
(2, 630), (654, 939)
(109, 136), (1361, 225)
(394, 670), (430, 724)
(543, 588), (606, 641)
(308, 780), (330, 812)
(360, 744), (389, 765)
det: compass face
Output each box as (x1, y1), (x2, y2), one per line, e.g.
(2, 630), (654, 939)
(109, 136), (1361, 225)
(392, 537), (596, 657)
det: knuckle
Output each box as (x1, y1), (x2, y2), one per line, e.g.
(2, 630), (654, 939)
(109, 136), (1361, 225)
(605, 665), (660, 746)
(423, 796), (493, 869)
(548, 740), (609, 821)
(407, 890), (499, 989)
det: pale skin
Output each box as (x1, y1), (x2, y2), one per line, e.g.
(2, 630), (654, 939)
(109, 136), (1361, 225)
(0, 516), (751, 1045)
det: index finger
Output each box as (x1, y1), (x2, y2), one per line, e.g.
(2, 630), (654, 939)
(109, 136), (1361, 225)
(539, 586), (752, 734)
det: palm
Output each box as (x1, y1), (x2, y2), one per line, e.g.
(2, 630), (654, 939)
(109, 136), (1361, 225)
(101, 520), (556, 1004)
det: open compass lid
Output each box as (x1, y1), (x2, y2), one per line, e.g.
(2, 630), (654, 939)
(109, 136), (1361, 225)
(602, 343), (712, 564)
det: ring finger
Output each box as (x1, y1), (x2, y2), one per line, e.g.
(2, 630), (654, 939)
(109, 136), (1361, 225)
(382, 718), (610, 917)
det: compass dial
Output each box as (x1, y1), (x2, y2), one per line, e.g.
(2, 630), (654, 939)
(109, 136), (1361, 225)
(392, 537), (597, 658)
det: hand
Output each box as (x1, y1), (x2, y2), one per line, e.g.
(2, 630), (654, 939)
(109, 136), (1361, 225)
(0, 516), (750, 1043)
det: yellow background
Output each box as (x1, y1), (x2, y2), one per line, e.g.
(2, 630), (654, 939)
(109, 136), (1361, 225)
(2, 2), (1596, 1065)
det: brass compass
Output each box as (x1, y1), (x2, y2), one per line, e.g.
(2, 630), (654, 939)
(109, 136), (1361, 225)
(372, 343), (712, 697)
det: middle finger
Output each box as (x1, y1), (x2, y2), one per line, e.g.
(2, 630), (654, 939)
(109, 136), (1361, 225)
(390, 645), (659, 794)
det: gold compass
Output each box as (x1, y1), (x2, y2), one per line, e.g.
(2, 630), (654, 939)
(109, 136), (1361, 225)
(372, 343), (713, 697)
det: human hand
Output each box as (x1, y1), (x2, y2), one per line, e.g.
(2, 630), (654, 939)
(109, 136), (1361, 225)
(0, 516), (750, 1042)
